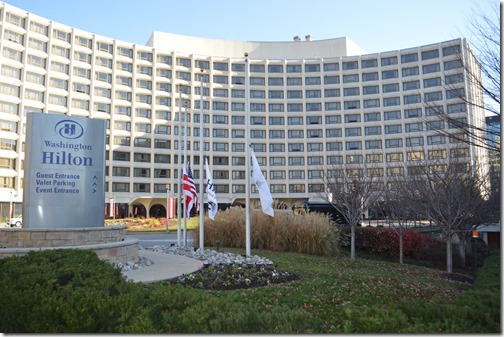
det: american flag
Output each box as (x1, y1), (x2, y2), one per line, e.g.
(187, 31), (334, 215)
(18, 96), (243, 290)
(182, 162), (198, 217)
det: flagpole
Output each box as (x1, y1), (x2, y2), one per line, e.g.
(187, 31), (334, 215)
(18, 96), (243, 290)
(199, 68), (205, 253)
(244, 52), (251, 257)
(177, 88), (182, 247)
(183, 101), (188, 246)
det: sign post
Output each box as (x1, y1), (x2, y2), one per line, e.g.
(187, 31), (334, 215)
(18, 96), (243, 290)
(23, 113), (106, 229)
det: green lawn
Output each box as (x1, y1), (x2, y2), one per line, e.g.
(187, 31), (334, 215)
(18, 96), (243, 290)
(146, 248), (500, 333)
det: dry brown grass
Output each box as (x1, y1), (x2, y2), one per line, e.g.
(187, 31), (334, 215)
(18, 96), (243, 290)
(194, 207), (340, 256)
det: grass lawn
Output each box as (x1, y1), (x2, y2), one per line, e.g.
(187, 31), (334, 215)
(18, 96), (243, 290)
(150, 248), (499, 333)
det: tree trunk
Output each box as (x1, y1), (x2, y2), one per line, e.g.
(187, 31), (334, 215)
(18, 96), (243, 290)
(350, 224), (356, 261)
(399, 231), (404, 264)
(458, 235), (466, 267)
(446, 234), (453, 273)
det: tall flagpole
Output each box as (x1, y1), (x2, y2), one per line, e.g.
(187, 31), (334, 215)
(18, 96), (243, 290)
(244, 52), (251, 257)
(199, 68), (205, 253)
(177, 88), (182, 247)
(183, 100), (188, 246)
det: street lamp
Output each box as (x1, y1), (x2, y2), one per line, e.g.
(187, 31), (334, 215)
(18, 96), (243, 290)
(472, 230), (478, 269)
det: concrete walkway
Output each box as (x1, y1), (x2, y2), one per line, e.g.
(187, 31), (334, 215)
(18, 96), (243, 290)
(122, 250), (204, 284)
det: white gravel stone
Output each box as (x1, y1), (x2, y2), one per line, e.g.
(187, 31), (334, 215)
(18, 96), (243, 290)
(115, 244), (274, 271)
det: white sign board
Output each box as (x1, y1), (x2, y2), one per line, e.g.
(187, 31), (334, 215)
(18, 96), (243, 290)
(23, 113), (106, 228)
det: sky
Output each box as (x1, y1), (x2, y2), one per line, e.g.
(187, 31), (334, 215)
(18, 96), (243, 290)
(3, 0), (499, 54)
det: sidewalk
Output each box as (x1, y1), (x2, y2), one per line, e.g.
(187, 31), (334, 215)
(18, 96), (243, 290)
(122, 250), (204, 284)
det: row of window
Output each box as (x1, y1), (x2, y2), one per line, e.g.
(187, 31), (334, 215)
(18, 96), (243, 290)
(0, 87), (465, 115)
(108, 160), (467, 194)
(1, 73), (464, 103)
(108, 148), (469, 180)
(113, 144), (469, 166)
(2, 48), (464, 87)
(0, 160), (467, 192)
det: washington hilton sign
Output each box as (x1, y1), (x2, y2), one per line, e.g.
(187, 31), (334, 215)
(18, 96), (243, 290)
(23, 113), (106, 229)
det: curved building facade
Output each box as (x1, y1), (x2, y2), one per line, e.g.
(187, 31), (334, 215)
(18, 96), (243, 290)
(0, 2), (487, 219)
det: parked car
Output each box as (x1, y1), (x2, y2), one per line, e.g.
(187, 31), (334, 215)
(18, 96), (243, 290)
(9, 215), (22, 227)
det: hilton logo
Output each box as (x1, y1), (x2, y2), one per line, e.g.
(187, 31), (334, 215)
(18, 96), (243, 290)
(55, 120), (84, 140)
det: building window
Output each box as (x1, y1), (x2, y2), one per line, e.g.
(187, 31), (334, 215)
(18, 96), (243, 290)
(443, 60), (463, 71)
(323, 63), (339, 71)
(381, 56), (398, 66)
(385, 138), (403, 148)
(383, 97), (400, 107)
(361, 59), (377, 68)
(344, 101), (360, 110)
(305, 77), (321, 85)
(342, 61), (358, 70)
(421, 49), (439, 60)
(287, 118), (303, 126)
(405, 122), (423, 132)
(422, 63), (441, 74)
(365, 140), (382, 149)
(286, 64), (302, 73)
(270, 157), (285, 166)
(305, 64), (320, 72)
(406, 137), (424, 147)
(424, 91), (443, 102)
(345, 127), (361, 137)
(250, 64), (265, 73)
(364, 112), (381, 122)
(289, 157), (305, 165)
(345, 114), (361, 123)
(287, 77), (302, 86)
(401, 53), (418, 63)
(326, 128), (342, 137)
(289, 143), (304, 152)
(382, 70), (398, 79)
(386, 153), (403, 162)
(403, 80), (420, 91)
(363, 99), (380, 109)
(345, 141), (362, 150)
(383, 83), (399, 93)
(362, 72), (378, 81)
(365, 126), (381, 135)
(427, 135), (445, 145)
(343, 74), (359, 83)
(289, 170), (305, 179)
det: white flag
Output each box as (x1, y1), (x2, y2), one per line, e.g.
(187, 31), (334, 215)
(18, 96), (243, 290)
(250, 147), (274, 217)
(205, 158), (218, 220)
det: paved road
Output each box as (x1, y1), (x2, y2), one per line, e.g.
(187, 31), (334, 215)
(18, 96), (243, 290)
(126, 231), (194, 247)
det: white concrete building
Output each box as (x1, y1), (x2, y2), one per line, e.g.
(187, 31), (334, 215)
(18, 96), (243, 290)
(0, 2), (487, 218)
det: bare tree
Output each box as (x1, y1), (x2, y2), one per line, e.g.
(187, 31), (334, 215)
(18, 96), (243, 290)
(424, 2), (500, 154)
(405, 156), (487, 273)
(380, 174), (416, 264)
(319, 160), (382, 261)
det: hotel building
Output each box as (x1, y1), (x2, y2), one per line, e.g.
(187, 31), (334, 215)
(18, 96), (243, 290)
(0, 2), (488, 219)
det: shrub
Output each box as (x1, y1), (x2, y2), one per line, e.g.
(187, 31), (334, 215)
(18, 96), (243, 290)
(0, 249), (146, 333)
(338, 226), (466, 268)
(194, 207), (339, 256)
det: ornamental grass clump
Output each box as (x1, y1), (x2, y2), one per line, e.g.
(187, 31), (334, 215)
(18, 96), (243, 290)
(195, 207), (339, 256)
